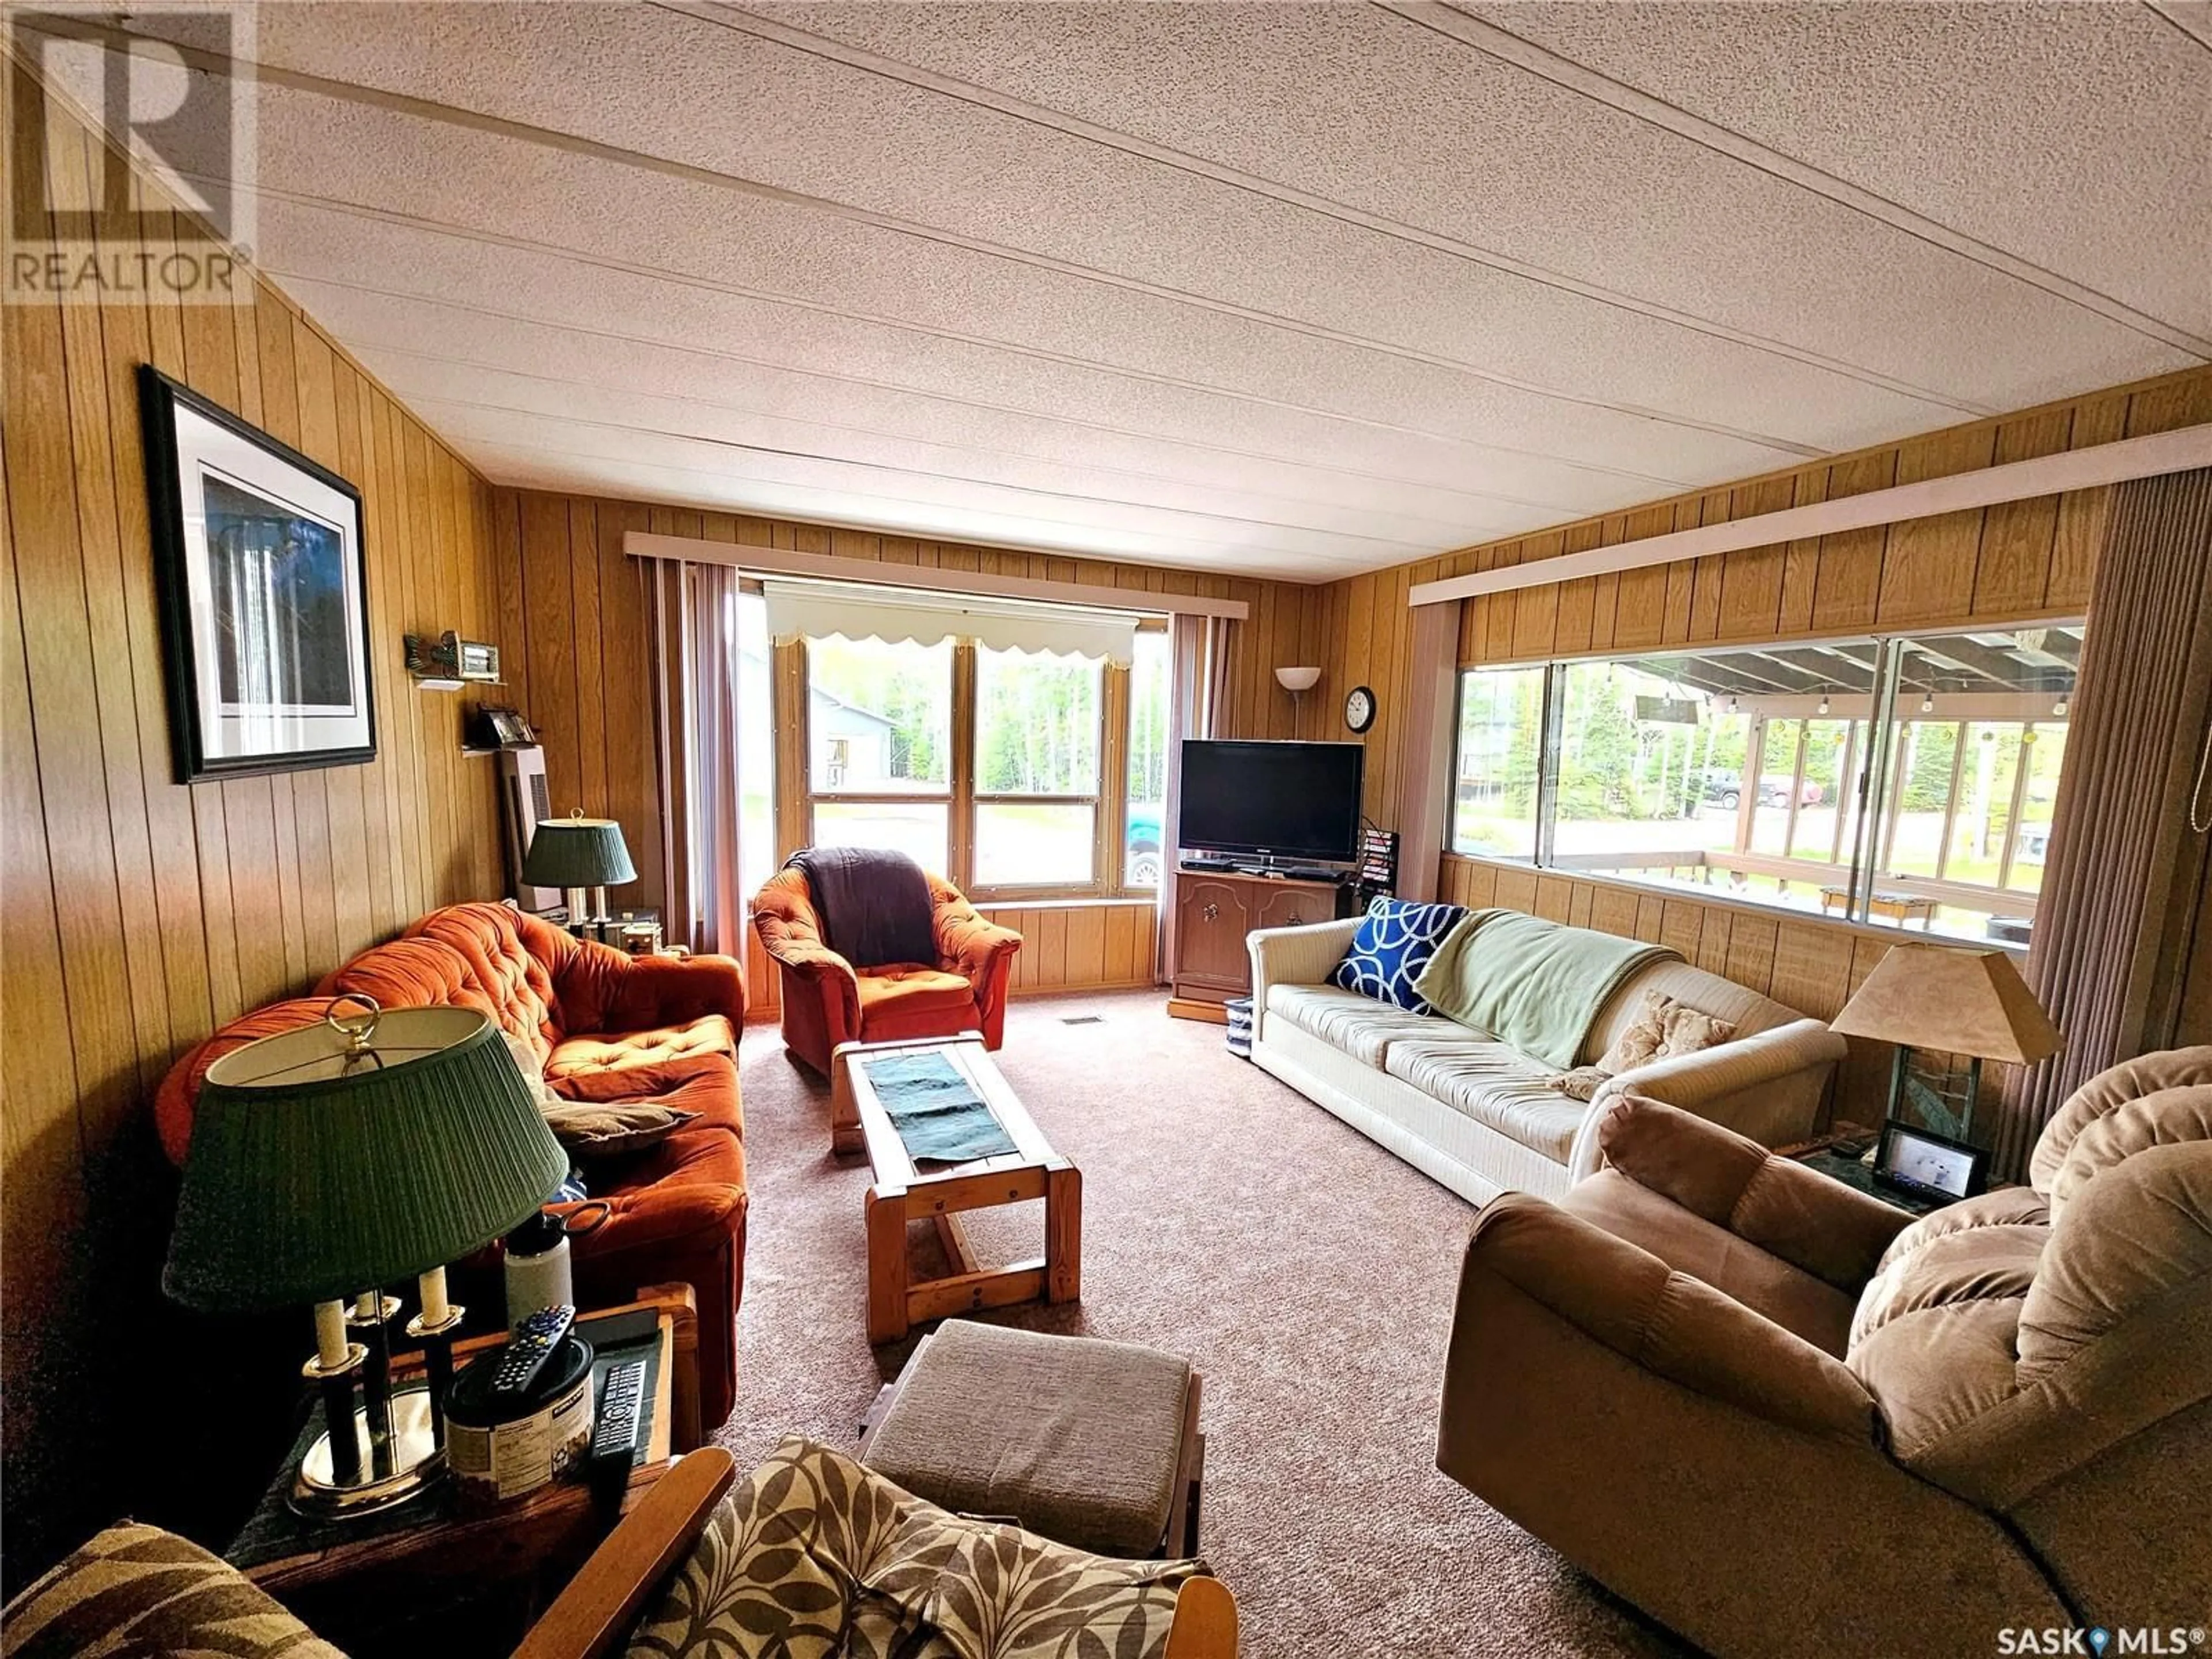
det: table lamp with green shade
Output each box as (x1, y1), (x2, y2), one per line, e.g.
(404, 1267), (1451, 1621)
(164, 995), (568, 1517)
(522, 809), (636, 940)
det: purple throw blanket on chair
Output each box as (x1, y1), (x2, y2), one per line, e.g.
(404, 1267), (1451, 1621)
(787, 847), (941, 969)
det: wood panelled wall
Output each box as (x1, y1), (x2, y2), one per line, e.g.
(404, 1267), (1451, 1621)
(2, 97), (507, 1582)
(484, 490), (1328, 1017)
(1323, 366), (2212, 836)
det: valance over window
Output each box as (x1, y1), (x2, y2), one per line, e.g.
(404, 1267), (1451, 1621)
(764, 579), (1140, 666)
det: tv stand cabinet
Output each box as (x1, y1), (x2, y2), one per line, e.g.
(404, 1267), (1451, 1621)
(1168, 868), (1354, 1020)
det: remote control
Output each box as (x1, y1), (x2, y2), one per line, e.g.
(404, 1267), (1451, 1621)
(489, 1304), (575, 1401)
(587, 1358), (650, 1502)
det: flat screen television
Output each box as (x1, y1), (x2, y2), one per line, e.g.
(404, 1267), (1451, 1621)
(1179, 740), (1364, 865)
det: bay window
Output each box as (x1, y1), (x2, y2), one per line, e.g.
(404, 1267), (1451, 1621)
(785, 604), (1164, 899)
(1449, 623), (2084, 946)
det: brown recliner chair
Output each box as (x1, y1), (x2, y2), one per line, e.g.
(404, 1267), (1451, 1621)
(1437, 1049), (2212, 1658)
(752, 865), (1021, 1075)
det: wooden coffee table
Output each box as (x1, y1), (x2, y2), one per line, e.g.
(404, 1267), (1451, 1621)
(831, 1036), (1082, 1344)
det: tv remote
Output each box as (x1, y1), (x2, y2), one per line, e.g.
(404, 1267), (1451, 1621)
(489, 1304), (575, 1401)
(587, 1357), (649, 1501)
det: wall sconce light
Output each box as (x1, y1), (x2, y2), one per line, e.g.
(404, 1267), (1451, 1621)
(2052, 697), (2070, 718)
(1275, 665), (1321, 717)
(1816, 691), (1831, 716)
(1920, 692), (1936, 714)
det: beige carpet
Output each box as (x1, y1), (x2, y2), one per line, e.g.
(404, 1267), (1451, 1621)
(721, 990), (1686, 1658)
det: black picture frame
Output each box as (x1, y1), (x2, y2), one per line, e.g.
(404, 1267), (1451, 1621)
(1872, 1119), (1988, 1205)
(139, 365), (376, 783)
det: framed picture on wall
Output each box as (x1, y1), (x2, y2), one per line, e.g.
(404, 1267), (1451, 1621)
(139, 365), (376, 782)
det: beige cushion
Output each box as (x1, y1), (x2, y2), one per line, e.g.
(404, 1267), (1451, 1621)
(1596, 987), (1737, 1075)
(1265, 983), (1465, 1067)
(1384, 1037), (1588, 1162)
(541, 1099), (699, 1156)
(1581, 959), (1794, 1066)
(1596, 991), (1668, 1074)
(1547, 1063), (1611, 1101)
(2030, 1045), (2212, 1195)
(1868, 1188), (2051, 1277)
(1, 1522), (344, 1658)
(862, 1321), (1192, 1557)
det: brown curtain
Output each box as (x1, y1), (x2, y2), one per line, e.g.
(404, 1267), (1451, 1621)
(1998, 467), (2212, 1175)
(649, 560), (747, 956)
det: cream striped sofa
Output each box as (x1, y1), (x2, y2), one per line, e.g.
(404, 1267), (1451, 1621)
(1247, 916), (1847, 1207)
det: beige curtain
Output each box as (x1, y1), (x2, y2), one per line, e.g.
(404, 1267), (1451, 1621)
(650, 561), (746, 957)
(1999, 467), (2212, 1175)
(1156, 613), (1222, 984)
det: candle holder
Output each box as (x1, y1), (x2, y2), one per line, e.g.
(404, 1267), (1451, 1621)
(294, 1291), (441, 1518)
(405, 1287), (468, 1451)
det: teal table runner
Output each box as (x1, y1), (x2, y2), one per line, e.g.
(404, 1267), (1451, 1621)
(863, 1051), (1017, 1164)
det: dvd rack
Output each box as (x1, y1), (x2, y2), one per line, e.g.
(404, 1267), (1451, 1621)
(1353, 827), (1397, 906)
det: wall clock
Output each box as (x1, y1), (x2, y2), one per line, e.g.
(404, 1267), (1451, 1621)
(1344, 685), (1377, 734)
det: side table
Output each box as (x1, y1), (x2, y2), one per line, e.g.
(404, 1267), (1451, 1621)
(232, 1286), (700, 1657)
(1778, 1124), (1948, 1217)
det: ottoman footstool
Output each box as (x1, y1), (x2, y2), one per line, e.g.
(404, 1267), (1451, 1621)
(859, 1320), (1205, 1558)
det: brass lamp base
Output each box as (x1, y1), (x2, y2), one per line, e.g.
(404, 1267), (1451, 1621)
(291, 1387), (444, 1518)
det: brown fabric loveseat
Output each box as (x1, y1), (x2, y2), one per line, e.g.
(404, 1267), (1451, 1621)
(1436, 1048), (2212, 1657)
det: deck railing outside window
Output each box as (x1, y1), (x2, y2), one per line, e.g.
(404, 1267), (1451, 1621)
(1450, 623), (2084, 947)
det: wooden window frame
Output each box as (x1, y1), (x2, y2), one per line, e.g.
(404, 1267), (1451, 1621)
(1446, 620), (2083, 940)
(781, 623), (1167, 903)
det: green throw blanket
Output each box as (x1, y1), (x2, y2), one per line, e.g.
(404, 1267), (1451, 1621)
(1411, 908), (1679, 1069)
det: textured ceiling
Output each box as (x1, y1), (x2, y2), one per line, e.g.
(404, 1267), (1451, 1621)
(48, 2), (2212, 579)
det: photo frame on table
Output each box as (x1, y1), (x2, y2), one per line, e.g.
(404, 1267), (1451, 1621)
(1872, 1119), (1988, 1206)
(139, 365), (376, 783)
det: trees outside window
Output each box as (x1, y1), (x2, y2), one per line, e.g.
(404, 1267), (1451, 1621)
(796, 624), (1162, 897)
(1449, 623), (2084, 945)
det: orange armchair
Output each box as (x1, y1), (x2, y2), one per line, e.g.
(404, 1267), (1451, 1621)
(752, 866), (1021, 1075)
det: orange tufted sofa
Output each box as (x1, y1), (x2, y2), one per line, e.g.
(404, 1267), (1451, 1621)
(751, 866), (1021, 1076)
(153, 902), (748, 1430)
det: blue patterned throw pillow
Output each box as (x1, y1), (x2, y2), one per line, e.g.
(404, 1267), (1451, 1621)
(1332, 897), (1469, 1013)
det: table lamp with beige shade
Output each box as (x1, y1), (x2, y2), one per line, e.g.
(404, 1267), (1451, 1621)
(1828, 943), (2063, 1142)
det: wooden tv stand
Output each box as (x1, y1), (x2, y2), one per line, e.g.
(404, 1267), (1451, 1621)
(1168, 866), (1353, 1021)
